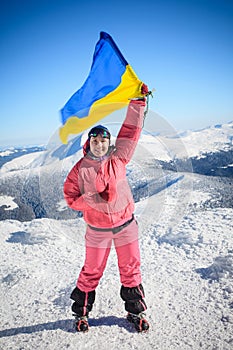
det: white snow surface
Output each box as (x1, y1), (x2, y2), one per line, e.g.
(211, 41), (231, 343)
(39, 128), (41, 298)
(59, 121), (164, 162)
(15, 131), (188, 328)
(0, 196), (18, 211)
(0, 178), (233, 349)
(140, 120), (233, 160)
(0, 150), (15, 157)
(1, 151), (45, 173)
(0, 121), (233, 349)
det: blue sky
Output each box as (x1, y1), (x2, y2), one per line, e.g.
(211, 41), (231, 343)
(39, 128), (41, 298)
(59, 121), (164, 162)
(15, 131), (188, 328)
(1, 0), (233, 147)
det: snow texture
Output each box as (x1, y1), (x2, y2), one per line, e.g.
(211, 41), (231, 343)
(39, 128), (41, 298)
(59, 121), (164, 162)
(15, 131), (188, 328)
(0, 120), (233, 349)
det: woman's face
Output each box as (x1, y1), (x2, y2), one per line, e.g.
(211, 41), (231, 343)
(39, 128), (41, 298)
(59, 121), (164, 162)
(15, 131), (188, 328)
(89, 134), (110, 158)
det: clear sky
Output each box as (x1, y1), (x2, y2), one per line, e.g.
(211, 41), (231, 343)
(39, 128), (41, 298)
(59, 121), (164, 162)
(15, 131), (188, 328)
(1, 0), (233, 147)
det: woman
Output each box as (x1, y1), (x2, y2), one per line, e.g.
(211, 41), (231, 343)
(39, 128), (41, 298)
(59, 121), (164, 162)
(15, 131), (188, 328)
(64, 84), (149, 332)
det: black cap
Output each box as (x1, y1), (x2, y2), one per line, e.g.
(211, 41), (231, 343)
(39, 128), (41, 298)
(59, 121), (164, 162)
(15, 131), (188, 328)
(88, 125), (111, 139)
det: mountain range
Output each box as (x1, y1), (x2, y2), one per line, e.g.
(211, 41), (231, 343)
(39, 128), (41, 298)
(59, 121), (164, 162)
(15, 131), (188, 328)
(0, 121), (232, 349)
(0, 121), (232, 222)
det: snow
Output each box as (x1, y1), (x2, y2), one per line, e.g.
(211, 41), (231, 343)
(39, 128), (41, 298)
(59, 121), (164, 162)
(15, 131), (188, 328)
(177, 122), (233, 158)
(0, 121), (233, 349)
(0, 196), (18, 211)
(141, 120), (233, 160)
(1, 120), (232, 173)
(0, 178), (232, 349)
(0, 151), (45, 173)
(0, 150), (16, 157)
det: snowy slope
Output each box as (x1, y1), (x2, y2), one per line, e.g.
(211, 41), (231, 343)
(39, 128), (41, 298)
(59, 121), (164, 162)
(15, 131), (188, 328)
(0, 146), (45, 169)
(153, 121), (233, 159)
(0, 120), (232, 222)
(1, 120), (232, 172)
(0, 151), (45, 173)
(0, 175), (232, 349)
(0, 121), (233, 349)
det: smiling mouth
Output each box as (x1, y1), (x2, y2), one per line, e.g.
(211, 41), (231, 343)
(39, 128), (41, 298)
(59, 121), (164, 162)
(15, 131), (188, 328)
(93, 149), (104, 155)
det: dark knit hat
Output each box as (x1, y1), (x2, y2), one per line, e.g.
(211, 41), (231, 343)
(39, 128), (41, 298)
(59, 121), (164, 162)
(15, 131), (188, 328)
(88, 125), (111, 139)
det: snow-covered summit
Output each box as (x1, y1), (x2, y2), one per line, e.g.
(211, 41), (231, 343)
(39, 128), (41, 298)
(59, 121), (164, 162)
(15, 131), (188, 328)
(1, 121), (232, 173)
(0, 120), (233, 349)
(175, 121), (233, 158)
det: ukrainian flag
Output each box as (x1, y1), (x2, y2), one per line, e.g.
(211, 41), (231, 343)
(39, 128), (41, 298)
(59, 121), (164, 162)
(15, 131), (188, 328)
(59, 32), (144, 144)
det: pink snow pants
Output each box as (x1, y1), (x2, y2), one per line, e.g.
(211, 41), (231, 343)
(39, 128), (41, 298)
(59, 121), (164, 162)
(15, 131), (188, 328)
(77, 219), (142, 292)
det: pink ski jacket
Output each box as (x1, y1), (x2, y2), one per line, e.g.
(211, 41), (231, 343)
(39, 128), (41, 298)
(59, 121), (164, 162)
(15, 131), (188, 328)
(63, 100), (145, 229)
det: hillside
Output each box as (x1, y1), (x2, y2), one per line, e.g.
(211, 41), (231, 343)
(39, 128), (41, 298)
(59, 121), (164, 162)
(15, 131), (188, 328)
(0, 121), (232, 349)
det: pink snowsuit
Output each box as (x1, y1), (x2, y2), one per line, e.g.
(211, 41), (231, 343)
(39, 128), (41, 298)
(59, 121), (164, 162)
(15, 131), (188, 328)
(64, 99), (147, 316)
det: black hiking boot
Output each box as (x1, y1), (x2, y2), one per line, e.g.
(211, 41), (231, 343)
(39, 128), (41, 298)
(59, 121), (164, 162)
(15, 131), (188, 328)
(73, 315), (89, 332)
(127, 312), (149, 332)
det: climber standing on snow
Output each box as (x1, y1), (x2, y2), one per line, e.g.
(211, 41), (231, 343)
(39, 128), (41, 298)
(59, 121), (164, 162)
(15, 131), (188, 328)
(64, 83), (150, 333)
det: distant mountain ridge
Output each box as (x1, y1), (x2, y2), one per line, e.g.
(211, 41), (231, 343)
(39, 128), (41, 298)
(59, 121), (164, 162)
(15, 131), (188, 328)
(1, 121), (232, 167)
(0, 121), (232, 221)
(0, 146), (45, 168)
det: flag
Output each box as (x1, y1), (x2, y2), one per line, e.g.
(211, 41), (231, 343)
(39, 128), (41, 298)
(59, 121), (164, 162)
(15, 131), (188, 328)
(59, 31), (144, 144)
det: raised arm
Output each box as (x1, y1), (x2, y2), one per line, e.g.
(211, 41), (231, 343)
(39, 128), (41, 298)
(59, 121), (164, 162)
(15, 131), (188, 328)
(114, 83), (148, 163)
(114, 98), (146, 164)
